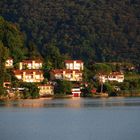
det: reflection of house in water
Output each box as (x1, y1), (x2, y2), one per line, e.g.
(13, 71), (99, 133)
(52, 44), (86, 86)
(65, 98), (84, 108)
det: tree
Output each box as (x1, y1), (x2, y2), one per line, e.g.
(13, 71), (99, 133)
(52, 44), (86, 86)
(42, 41), (64, 69)
(103, 83), (115, 96)
(0, 41), (9, 87)
(28, 41), (41, 59)
(54, 80), (72, 95)
(21, 83), (39, 99)
(0, 16), (26, 63)
(1, 1), (139, 64)
(91, 63), (112, 75)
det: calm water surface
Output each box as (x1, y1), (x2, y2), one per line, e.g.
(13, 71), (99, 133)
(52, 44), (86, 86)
(0, 97), (140, 140)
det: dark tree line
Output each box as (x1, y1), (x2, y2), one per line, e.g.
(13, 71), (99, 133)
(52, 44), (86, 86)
(0, 0), (140, 64)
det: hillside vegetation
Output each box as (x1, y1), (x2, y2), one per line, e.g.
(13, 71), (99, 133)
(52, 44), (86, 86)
(0, 0), (140, 63)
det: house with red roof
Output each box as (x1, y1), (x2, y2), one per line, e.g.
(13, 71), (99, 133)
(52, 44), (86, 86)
(13, 69), (44, 82)
(50, 69), (83, 81)
(38, 84), (54, 96)
(19, 59), (43, 70)
(98, 72), (124, 83)
(64, 60), (84, 71)
(71, 87), (81, 97)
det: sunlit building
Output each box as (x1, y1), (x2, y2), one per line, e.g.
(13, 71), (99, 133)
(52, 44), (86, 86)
(38, 84), (54, 96)
(19, 59), (43, 70)
(5, 58), (13, 68)
(64, 60), (84, 71)
(98, 72), (124, 83)
(50, 69), (83, 81)
(13, 69), (44, 82)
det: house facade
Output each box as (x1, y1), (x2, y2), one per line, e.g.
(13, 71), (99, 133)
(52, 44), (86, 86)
(38, 84), (54, 96)
(98, 72), (124, 83)
(5, 58), (13, 68)
(64, 60), (84, 70)
(50, 69), (83, 81)
(13, 70), (44, 82)
(71, 87), (81, 97)
(19, 59), (43, 70)
(3, 82), (11, 88)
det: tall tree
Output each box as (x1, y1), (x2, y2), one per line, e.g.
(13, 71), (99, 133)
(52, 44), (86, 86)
(28, 41), (41, 59)
(0, 41), (9, 86)
(0, 16), (26, 63)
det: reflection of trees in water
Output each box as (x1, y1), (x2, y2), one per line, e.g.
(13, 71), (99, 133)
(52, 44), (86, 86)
(1, 98), (140, 108)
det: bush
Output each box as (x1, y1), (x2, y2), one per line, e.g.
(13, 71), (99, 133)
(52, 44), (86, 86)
(21, 83), (39, 99)
(0, 87), (7, 97)
(54, 80), (72, 95)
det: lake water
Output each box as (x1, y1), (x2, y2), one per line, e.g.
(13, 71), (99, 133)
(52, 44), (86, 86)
(0, 97), (140, 140)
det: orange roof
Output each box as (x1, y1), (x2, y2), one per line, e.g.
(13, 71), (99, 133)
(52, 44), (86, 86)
(21, 59), (43, 64)
(51, 69), (82, 74)
(51, 69), (63, 74)
(109, 72), (124, 76)
(64, 60), (83, 63)
(99, 72), (124, 76)
(13, 69), (43, 75)
(7, 57), (13, 60)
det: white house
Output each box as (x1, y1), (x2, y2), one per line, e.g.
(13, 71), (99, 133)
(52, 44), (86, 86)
(71, 87), (81, 97)
(13, 69), (44, 83)
(19, 59), (43, 70)
(5, 58), (13, 68)
(50, 69), (83, 81)
(38, 84), (54, 96)
(64, 60), (84, 70)
(3, 82), (11, 88)
(98, 72), (124, 83)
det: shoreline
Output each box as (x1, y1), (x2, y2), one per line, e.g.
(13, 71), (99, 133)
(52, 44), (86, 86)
(1, 94), (140, 101)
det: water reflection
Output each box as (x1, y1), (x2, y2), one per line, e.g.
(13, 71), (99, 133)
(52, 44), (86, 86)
(0, 97), (140, 108)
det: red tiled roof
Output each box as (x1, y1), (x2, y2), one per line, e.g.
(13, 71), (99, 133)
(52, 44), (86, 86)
(110, 72), (124, 76)
(64, 60), (83, 63)
(51, 69), (82, 74)
(7, 57), (13, 60)
(65, 69), (74, 73)
(21, 59), (43, 64)
(13, 69), (43, 75)
(74, 70), (82, 74)
(98, 72), (124, 76)
(51, 69), (64, 74)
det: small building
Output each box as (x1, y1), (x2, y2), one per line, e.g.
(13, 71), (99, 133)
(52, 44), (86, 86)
(19, 59), (43, 70)
(38, 84), (54, 96)
(50, 69), (83, 81)
(98, 72), (124, 83)
(3, 82), (11, 88)
(5, 58), (13, 68)
(64, 60), (84, 70)
(13, 69), (44, 83)
(71, 87), (81, 97)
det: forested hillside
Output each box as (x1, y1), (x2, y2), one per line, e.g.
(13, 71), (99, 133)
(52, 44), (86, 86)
(0, 0), (140, 64)
(0, 17), (27, 90)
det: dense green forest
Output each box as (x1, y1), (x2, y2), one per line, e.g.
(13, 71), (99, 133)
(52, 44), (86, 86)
(0, 16), (26, 91)
(0, 0), (140, 64)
